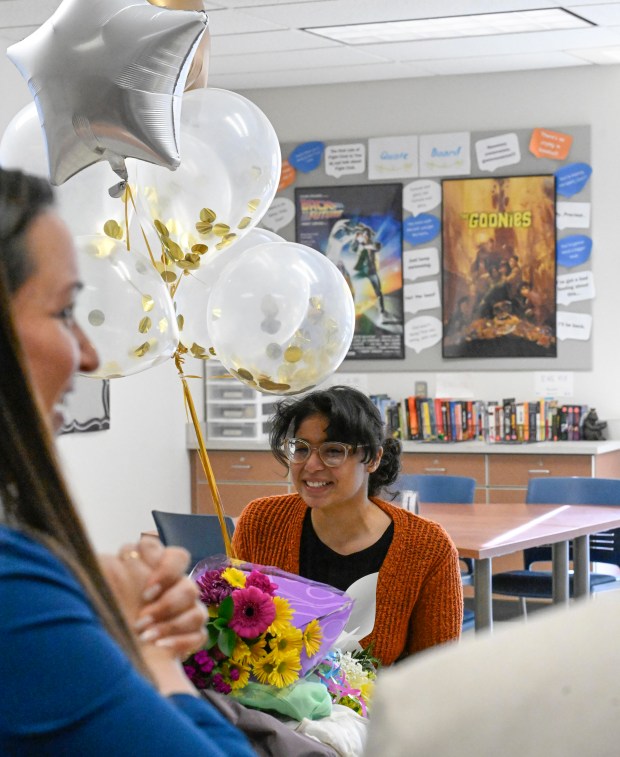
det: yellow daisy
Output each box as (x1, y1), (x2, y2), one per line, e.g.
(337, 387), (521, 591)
(231, 637), (251, 664)
(266, 650), (302, 688)
(246, 637), (267, 664)
(223, 661), (251, 690)
(301, 619), (323, 657)
(267, 596), (294, 635)
(252, 651), (279, 685)
(268, 625), (303, 655)
(222, 567), (246, 588)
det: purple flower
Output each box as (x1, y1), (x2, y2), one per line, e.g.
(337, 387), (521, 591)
(213, 673), (232, 694)
(194, 650), (210, 665)
(245, 569), (278, 596)
(195, 569), (233, 605)
(230, 586), (276, 638)
(200, 658), (215, 674)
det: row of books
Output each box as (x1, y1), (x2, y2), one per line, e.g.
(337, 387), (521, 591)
(370, 394), (592, 443)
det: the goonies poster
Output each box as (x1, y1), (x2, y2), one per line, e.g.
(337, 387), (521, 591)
(442, 174), (557, 359)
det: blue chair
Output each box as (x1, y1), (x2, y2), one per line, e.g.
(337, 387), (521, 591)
(491, 477), (620, 615)
(397, 474), (477, 505)
(151, 511), (234, 571)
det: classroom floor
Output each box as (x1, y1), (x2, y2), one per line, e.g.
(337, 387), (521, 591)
(464, 597), (550, 626)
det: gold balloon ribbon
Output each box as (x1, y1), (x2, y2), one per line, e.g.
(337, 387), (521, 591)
(174, 349), (235, 558)
(123, 184), (160, 270)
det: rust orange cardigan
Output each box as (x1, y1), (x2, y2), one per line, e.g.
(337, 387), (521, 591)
(232, 493), (463, 666)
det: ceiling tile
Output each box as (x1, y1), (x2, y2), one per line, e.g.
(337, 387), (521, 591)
(211, 29), (339, 55)
(425, 51), (593, 76)
(208, 59), (436, 90)
(209, 44), (390, 74)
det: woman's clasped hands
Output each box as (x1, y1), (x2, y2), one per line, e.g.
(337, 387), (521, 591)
(100, 538), (207, 660)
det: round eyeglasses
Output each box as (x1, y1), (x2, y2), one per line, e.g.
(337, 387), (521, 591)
(282, 438), (363, 468)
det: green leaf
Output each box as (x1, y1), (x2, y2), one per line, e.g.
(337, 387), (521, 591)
(205, 624), (219, 650)
(218, 595), (234, 622)
(218, 627), (237, 657)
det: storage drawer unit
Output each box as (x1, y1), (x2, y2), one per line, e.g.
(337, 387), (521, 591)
(191, 450), (290, 517)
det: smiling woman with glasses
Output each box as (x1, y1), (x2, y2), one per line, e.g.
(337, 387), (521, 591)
(232, 386), (463, 666)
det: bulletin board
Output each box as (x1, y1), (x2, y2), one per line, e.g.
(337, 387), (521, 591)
(262, 126), (592, 372)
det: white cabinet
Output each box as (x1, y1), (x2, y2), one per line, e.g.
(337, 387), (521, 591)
(204, 360), (281, 441)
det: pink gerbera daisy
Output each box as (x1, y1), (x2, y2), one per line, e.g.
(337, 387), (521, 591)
(230, 586), (276, 638)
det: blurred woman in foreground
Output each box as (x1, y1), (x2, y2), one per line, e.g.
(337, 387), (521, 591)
(0, 167), (254, 755)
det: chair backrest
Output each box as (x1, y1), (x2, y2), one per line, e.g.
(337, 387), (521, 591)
(151, 511), (234, 570)
(396, 474), (476, 504)
(524, 477), (620, 569)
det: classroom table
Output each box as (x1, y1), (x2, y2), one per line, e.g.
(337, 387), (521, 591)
(419, 502), (620, 632)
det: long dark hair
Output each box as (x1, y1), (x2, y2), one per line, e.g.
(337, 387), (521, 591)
(269, 385), (401, 497)
(0, 168), (148, 675)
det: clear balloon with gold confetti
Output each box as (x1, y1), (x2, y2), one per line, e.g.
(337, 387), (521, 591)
(207, 241), (355, 395)
(131, 87), (281, 267)
(173, 227), (285, 360)
(75, 235), (179, 378)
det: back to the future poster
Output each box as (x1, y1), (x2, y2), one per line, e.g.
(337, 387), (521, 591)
(295, 183), (404, 360)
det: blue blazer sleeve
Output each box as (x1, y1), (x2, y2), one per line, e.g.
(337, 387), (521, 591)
(0, 526), (255, 756)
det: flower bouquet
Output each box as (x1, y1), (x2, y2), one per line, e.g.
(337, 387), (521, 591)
(315, 648), (378, 717)
(183, 556), (355, 705)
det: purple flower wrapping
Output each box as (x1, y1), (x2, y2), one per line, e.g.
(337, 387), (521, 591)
(191, 556), (354, 675)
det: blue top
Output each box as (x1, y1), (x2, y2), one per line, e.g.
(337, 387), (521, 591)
(0, 525), (256, 756)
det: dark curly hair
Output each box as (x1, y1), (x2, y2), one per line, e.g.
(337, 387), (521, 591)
(269, 385), (401, 497)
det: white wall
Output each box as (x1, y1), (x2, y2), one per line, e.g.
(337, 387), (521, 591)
(4, 49), (620, 549)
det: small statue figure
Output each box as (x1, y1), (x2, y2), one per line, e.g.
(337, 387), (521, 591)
(583, 408), (607, 441)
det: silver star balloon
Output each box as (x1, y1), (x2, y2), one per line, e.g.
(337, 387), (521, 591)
(8, 0), (208, 185)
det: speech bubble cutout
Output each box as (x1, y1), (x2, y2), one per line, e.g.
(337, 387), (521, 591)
(555, 162), (592, 198)
(368, 135), (418, 180)
(261, 196), (295, 232)
(475, 133), (521, 172)
(557, 271), (595, 306)
(404, 281), (441, 314)
(287, 141), (324, 173)
(277, 160), (296, 192)
(556, 202), (591, 230)
(403, 179), (441, 216)
(403, 213), (440, 246)
(325, 143), (366, 179)
(556, 311), (592, 341)
(403, 247), (440, 281)
(529, 128), (573, 160)
(405, 315), (442, 353)
(419, 131), (470, 177)
(557, 235), (592, 268)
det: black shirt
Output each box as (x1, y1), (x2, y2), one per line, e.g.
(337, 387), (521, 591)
(298, 508), (394, 592)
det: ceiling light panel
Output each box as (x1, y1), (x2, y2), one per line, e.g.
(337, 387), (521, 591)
(307, 9), (593, 45)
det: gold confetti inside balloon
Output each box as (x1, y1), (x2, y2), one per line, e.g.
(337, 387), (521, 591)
(208, 241), (355, 395)
(173, 228), (285, 359)
(131, 87), (281, 260)
(75, 235), (178, 378)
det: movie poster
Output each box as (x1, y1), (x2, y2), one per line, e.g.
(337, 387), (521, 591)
(442, 175), (557, 359)
(295, 184), (404, 360)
